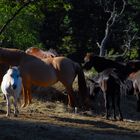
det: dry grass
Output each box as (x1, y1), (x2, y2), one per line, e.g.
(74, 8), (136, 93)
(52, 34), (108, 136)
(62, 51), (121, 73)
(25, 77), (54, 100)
(0, 81), (140, 140)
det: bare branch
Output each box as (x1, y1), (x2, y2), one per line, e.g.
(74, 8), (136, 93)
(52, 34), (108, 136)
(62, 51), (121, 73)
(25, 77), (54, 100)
(108, 47), (128, 59)
(123, 24), (138, 50)
(98, 0), (126, 56)
(117, 0), (126, 17)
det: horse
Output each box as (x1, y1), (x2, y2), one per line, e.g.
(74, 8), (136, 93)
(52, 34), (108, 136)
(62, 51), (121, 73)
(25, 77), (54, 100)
(25, 47), (59, 59)
(84, 53), (140, 82)
(0, 47), (89, 108)
(88, 68), (123, 120)
(121, 59), (140, 112)
(1, 66), (22, 117)
(83, 53), (140, 113)
(128, 71), (140, 112)
(83, 53), (127, 74)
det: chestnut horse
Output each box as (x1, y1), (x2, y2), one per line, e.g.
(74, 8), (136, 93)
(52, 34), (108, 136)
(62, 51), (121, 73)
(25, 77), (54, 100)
(25, 47), (59, 59)
(0, 48), (89, 108)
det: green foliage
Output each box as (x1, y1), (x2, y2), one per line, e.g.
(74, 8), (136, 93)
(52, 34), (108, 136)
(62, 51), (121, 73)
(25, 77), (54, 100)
(0, 0), (139, 59)
(0, 0), (44, 50)
(126, 47), (139, 60)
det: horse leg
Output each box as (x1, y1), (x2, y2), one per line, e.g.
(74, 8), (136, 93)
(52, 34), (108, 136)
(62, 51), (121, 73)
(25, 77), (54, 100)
(136, 93), (140, 112)
(21, 86), (28, 108)
(5, 95), (10, 117)
(13, 94), (18, 117)
(66, 86), (75, 108)
(117, 95), (123, 121)
(27, 87), (32, 106)
(112, 95), (116, 120)
(103, 92), (110, 119)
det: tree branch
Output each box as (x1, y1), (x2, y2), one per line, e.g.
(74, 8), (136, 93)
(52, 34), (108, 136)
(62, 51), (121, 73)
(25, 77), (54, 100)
(99, 0), (126, 56)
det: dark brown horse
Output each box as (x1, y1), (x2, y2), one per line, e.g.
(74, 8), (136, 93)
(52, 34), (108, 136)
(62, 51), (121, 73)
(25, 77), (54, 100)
(88, 68), (123, 120)
(84, 53), (127, 74)
(83, 53), (140, 80)
(0, 47), (89, 108)
(83, 53), (140, 112)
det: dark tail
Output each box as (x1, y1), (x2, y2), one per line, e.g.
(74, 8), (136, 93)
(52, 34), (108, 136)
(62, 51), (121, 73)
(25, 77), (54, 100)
(75, 63), (90, 107)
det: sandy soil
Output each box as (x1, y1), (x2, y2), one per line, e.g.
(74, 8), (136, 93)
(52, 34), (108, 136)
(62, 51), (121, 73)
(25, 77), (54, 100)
(0, 84), (140, 140)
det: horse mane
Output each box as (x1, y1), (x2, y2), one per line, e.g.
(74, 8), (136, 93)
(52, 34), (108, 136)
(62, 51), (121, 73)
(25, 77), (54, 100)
(48, 48), (59, 56)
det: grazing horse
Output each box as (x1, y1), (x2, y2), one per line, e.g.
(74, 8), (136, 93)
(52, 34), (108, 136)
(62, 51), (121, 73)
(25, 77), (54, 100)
(123, 60), (140, 111)
(0, 48), (89, 108)
(1, 66), (22, 117)
(128, 71), (140, 112)
(88, 69), (123, 120)
(25, 47), (59, 59)
(83, 53), (140, 113)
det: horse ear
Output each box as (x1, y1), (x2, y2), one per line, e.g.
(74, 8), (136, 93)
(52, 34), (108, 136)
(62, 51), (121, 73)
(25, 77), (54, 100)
(9, 65), (12, 69)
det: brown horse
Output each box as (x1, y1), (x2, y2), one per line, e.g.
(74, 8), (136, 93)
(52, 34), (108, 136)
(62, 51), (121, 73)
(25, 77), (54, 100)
(25, 47), (59, 59)
(128, 71), (140, 112)
(0, 47), (89, 108)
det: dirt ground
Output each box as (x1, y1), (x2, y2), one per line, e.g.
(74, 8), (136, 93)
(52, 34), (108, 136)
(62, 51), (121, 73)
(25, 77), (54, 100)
(0, 83), (140, 140)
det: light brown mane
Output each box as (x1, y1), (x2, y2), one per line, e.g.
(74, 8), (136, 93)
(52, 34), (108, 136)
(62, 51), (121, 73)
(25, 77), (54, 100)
(25, 47), (58, 59)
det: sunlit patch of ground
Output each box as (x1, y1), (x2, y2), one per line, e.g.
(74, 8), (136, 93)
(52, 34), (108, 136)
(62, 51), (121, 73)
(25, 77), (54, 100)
(0, 80), (140, 140)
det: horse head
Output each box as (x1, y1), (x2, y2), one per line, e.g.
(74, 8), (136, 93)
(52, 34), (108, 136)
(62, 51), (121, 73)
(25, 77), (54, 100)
(7, 66), (21, 90)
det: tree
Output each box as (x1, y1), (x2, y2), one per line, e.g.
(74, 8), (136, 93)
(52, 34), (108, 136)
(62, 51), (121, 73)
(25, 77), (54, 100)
(0, 0), (44, 50)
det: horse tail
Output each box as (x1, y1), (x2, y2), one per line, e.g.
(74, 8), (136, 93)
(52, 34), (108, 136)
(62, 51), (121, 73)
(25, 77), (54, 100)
(75, 63), (90, 107)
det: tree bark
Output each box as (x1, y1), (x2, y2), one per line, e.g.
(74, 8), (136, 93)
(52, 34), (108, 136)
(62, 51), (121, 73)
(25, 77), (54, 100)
(99, 0), (126, 57)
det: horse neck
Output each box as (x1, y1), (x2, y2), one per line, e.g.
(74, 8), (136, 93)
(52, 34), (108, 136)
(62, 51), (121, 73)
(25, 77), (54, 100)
(0, 49), (24, 65)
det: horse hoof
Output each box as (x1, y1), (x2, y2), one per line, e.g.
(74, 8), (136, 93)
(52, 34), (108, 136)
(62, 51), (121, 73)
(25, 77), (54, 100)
(113, 118), (117, 121)
(119, 118), (123, 121)
(67, 106), (74, 113)
(106, 116), (109, 120)
(6, 114), (10, 117)
(14, 114), (18, 117)
(21, 104), (26, 108)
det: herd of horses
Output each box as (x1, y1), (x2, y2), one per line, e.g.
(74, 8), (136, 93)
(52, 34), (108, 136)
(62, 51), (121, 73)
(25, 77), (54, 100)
(0, 47), (140, 121)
